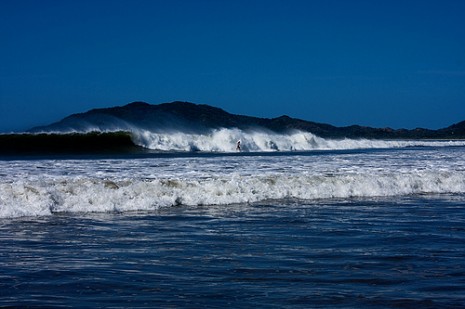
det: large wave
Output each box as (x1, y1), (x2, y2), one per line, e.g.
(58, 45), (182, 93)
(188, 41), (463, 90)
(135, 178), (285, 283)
(130, 128), (465, 152)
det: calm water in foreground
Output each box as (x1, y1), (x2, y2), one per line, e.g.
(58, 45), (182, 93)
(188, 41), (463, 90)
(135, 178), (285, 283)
(1, 196), (465, 308)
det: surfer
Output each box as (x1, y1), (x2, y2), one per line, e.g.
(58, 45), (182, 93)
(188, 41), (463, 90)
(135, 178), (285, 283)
(236, 140), (241, 151)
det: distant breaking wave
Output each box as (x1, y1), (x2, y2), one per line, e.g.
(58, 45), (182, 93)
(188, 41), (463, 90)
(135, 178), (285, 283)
(131, 128), (465, 152)
(15, 127), (465, 154)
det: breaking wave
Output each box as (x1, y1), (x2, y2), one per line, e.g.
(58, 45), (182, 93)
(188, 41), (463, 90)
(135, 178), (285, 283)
(131, 128), (465, 152)
(2, 170), (465, 218)
(5, 128), (465, 155)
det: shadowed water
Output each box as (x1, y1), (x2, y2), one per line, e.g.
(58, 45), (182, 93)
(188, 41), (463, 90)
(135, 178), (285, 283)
(1, 195), (464, 308)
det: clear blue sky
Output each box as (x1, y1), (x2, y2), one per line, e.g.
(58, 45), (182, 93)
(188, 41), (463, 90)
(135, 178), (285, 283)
(1, 0), (464, 132)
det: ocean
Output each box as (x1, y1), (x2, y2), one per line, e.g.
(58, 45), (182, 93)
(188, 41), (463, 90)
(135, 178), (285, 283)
(1, 143), (465, 308)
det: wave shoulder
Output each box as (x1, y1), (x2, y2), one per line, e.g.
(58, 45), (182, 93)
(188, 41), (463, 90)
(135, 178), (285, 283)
(0, 131), (146, 156)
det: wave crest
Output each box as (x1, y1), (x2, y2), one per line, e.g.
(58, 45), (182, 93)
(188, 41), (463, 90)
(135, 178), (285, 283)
(131, 128), (465, 152)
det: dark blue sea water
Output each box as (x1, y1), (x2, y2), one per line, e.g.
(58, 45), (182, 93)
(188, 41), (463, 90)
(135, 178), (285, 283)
(1, 195), (465, 308)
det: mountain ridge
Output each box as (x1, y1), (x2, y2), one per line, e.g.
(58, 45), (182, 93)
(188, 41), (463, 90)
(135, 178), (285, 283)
(30, 101), (465, 139)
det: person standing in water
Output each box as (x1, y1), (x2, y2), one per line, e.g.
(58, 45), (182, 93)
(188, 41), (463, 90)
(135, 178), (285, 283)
(236, 140), (241, 151)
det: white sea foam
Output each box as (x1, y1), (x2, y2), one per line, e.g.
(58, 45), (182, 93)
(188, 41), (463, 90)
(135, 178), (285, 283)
(1, 147), (465, 218)
(1, 170), (464, 219)
(131, 128), (465, 152)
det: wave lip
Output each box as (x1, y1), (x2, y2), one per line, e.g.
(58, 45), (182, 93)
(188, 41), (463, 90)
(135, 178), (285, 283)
(131, 128), (465, 152)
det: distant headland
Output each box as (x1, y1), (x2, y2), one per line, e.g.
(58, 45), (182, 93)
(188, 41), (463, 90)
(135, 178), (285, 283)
(30, 101), (465, 139)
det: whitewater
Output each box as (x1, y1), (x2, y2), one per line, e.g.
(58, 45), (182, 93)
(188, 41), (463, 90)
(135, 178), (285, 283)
(1, 140), (465, 218)
(131, 128), (463, 152)
(2, 133), (465, 308)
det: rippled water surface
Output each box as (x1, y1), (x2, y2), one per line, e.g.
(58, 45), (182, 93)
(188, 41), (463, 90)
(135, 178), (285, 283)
(1, 195), (465, 308)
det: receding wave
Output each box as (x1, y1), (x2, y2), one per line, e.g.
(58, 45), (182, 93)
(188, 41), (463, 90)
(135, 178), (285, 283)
(2, 170), (465, 218)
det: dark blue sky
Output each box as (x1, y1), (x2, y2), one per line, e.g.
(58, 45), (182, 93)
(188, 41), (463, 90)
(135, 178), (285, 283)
(1, 0), (464, 132)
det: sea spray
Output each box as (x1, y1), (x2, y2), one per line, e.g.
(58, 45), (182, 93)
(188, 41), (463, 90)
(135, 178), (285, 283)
(130, 128), (465, 152)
